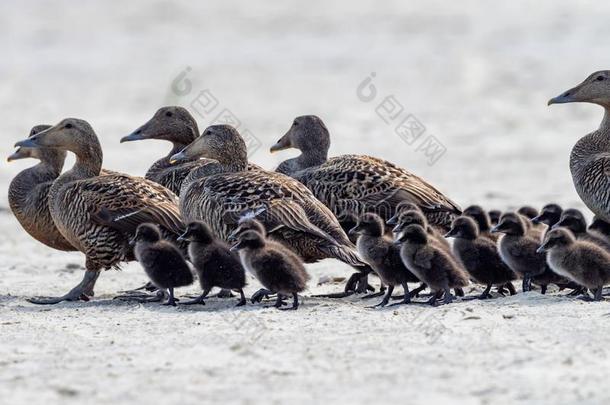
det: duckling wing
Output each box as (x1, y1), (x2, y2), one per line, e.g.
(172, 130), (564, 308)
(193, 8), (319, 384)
(77, 174), (184, 235)
(413, 247), (434, 269)
(295, 155), (461, 215)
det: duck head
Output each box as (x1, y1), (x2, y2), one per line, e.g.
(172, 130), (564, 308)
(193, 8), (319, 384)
(271, 115), (330, 155)
(537, 228), (575, 253)
(552, 208), (587, 234)
(349, 213), (385, 237)
(445, 216), (478, 240)
(230, 230), (265, 252)
(8, 125), (62, 163)
(14, 118), (100, 157)
(178, 221), (215, 244)
(122, 106), (199, 147)
(549, 71), (610, 107)
(490, 212), (526, 236)
(532, 203), (563, 225)
(395, 224), (428, 245)
(386, 202), (422, 225)
(131, 223), (162, 246)
(170, 125), (247, 166)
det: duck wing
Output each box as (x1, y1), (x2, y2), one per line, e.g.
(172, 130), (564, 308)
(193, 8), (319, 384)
(295, 154), (461, 215)
(78, 173), (184, 235)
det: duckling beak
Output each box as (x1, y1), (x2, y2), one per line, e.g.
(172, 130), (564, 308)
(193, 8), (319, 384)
(386, 215), (399, 226)
(229, 241), (243, 252)
(269, 133), (292, 153)
(444, 228), (458, 238)
(128, 236), (137, 247)
(176, 231), (188, 242)
(536, 244), (548, 254)
(490, 224), (503, 234)
(531, 214), (543, 224)
(348, 225), (360, 236)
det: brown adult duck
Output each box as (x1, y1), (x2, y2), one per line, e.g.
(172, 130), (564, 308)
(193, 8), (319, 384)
(122, 106), (260, 195)
(170, 124), (368, 291)
(549, 71), (610, 222)
(271, 115), (461, 230)
(14, 118), (184, 304)
(8, 125), (75, 251)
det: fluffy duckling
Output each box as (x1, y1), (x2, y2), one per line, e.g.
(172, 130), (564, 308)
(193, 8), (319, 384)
(349, 213), (424, 307)
(396, 224), (469, 305)
(463, 205), (498, 243)
(386, 202), (423, 226)
(231, 230), (309, 310)
(539, 228), (610, 301)
(445, 216), (516, 298)
(589, 216), (610, 239)
(553, 208), (610, 250)
(178, 221), (246, 306)
(132, 224), (194, 306)
(492, 212), (561, 293)
(488, 210), (502, 226)
(391, 209), (451, 253)
(518, 206), (546, 233)
(532, 203), (563, 231)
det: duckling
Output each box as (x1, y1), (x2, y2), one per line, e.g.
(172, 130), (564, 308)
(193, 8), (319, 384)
(178, 221), (246, 306)
(549, 71), (610, 224)
(532, 203), (563, 231)
(589, 216), (610, 240)
(271, 115), (461, 233)
(491, 212), (567, 293)
(14, 119), (185, 304)
(8, 124), (75, 251)
(231, 230), (309, 310)
(488, 210), (502, 226)
(349, 213), (425, 307)
(518, 206), (545, 233)
(463, 205), (499, 243)
(132, 224), (194, 306)
(396, 224), (469, 305)
(445, 216), (516, 299)
(539, 228), (610, 301)
(386, 202), (423, 226)
(553, 208), (610, 250)
(391, 209), (451, 253)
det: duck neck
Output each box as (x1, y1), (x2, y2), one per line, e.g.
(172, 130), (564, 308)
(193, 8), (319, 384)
(600, 107), (610, 132)
(296, 148), (328, 170)
(57, 146), (103, 187)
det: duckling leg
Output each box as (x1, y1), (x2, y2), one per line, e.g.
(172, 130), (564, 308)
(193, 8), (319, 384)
(361, 284), (387, 300)
(454, 288), (465, 297)
(368, 285), (394, 308)
(442, 287), (455, 305)
(279, 293), (299, 311)
(163, 288), (178, 307)
(181, 287), (212, 305)
(426, 290), (442, 306)
(505, 282), (517, 295)
(540, 285), (548, 295)
(593, 287), (604, 301)
(478, 283), (493, 299)
(389, 282), (411, 306)
(522, 275), (532, 292)
(28, 270), (100, 305)
(214, 289), (235, 298)
(119, 281), (158, 295)
(273, 294), (287, 308)
(236, 289), (247, 307)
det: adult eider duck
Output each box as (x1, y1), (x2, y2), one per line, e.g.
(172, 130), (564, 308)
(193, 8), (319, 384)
(270, 115), (461, 231)
(122, 106), (260, 195)
(169, 124), (369, 294)
(14, 118), (185, 304)
(549, 71), (610, 223)
(8, 125), (75, 252)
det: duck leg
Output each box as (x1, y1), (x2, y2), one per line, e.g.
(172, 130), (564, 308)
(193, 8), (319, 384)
(163, 288), (178, 306)
(279, 293), (299, 311)
(236, 289), (247, 307)
(181, 287), (212, 305)
(28, 270), (100, 305)
(368, 285), (394, 308)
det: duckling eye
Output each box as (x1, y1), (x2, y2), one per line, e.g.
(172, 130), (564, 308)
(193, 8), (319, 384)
(596, 75), (606, 81)
(165, 111), (173, 117)
(65, 123), (73, 129)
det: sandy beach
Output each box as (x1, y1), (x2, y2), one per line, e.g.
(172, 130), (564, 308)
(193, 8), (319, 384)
(2, 1), (610, 404)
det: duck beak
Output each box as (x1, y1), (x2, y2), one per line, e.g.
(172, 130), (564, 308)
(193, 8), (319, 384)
(548, 85), (580, 106)
(169, 151), (188, 165)
(121, 129), (147, 143)
(7, 148), (27, 162)
(270, 132), (292, 153)
(14, 138), (39, 149)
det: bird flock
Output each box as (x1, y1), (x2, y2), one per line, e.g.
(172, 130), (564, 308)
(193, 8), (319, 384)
(7, 71), (610, 310)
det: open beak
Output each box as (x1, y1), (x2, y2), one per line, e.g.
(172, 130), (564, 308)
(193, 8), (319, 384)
(7, 148), (27, 162)
(269, 133), (292, 153)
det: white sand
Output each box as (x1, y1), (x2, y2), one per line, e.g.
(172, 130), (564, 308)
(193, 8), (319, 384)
(2, 1), (610, 404)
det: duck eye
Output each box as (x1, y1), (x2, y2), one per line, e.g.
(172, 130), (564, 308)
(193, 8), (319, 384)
(65, 123), (73, 129)
(205, 130), (211, 135)
(596, 75), (606, 81)
(293, 121), (298, 126)
(165, 111), (173, 117)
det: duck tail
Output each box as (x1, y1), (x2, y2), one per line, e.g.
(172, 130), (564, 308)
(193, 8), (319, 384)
(321, 244), (366, 267)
